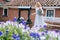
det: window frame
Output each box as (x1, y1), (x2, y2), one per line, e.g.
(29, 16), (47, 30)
(46, 8), (55, 17)
(3, 8), (8, 16)
(5, 0), (10, 2)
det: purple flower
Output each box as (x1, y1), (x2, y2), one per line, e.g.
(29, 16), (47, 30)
(12, 34), (17, 39)
(36, 33), (40, 38)
(55, 30), (59, 33)
(44, 30), (48, 33)
(13, 17), (17, 22)
(12, 34), (20, 39)
(15, 38), (20, 40)
(43, 25), (46, 28)
(24, 26), (27, 29)
(0, 22), (1, 24)
(36, 25), (38, 27)
(41, 32), (45, 36)
(21, 21), (26, 25)
(6, 30), (9, 35)
(6, 30), (8, 33)
(22, 21), (26, 25)
(0, 31), (3, 36)
(30, 32), (40, 38)
(19, 19), (26, 25)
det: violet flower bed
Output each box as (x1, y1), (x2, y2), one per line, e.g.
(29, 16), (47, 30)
(0, 17), (60, 40)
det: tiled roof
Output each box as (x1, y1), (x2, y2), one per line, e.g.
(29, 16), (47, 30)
(1, 0), (60, 7)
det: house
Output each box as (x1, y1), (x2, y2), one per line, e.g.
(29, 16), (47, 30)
(0, 0), (60, 27)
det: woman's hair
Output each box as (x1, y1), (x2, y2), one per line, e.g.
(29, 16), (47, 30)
(35, 2), (42, 7)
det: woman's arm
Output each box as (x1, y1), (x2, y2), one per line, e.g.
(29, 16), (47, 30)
(40, 7), (44, 16)
(31, 13), (36, 15)
(42, 9), (44, 15)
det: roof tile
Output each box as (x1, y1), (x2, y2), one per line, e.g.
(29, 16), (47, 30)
(1, 0), (60, 7)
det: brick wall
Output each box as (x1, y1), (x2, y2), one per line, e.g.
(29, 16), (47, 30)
(0, 0), (3, 2)
(20, 10), (28, 20)
(8, 8), (18, 20)
(0, 8), (60, 23)
(0, 8), (3, 21)
(55, 9), (60, 17)
(0, 8), (9, 21)
(0, 8), (18, 21)
(0, 8), (35, 22)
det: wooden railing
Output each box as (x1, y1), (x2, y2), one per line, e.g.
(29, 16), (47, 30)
(44, 17), (60, 23)
(44, 17), (60, 29)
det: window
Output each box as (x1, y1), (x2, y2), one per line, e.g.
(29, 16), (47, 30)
(3, 8), (8, 16)
(46, 9), (55, 17)
(4, 0), (10, 2)
(47, 10), (54, 17)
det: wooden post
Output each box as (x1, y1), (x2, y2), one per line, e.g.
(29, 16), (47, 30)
(17, 8), (21, 21)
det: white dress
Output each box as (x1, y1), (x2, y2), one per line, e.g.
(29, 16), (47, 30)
(34, 7), (46, 27)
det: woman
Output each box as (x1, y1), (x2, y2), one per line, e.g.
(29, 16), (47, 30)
(33, 2), (47, 27)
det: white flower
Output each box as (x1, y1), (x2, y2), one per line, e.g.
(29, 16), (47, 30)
(30, 27), (39, 33)
(0, 22), (6, 28)
(40, 36), (46, 40)
(47, 30), (58, 37)
(0, 24), (2, 28)
(37, 32), (44, 36)
(22, 29), (26, 33)
(25, 27), (30, 31)
(22, 27), (30, 33)
(18, 23), (25, 28)
(58, 34), (60, 40)
(5, 21), (11, 25)
(13, 22), (18, 28)
(20, 17), (24, 19)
